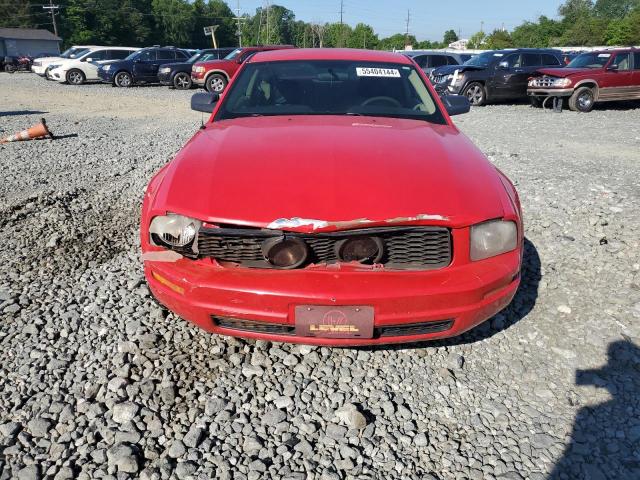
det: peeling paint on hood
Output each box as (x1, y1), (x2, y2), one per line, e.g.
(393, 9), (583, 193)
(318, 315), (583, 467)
(266, 214), (449, 231)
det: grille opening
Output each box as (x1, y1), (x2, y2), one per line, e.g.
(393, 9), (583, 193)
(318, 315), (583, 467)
(197, 226), (452, 271)
(212, 316), (453, 338)
(213, 316), (295, 335)
(376, 319), (454, 337)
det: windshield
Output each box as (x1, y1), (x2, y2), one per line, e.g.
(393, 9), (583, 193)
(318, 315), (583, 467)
(567, 52), (611, 69)
(187, 53), (201, 63)
(61, 47), (89, 59)
(224, 48), (243, 60)
(216, 60), (445, 125)
(463, 51), (502, 67)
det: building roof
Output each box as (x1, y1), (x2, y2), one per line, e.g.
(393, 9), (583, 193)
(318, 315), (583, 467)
(0, 28), (61, 42)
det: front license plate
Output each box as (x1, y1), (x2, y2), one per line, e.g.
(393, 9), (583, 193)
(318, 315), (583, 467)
(295, 305), (374, 339)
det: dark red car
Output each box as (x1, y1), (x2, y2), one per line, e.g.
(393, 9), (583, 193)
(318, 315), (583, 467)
(142, 48), (523, 346)
(191, 45), (295, 93)
(528, 48), (640, 112)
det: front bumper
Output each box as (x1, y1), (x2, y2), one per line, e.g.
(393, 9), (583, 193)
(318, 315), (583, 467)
(191, 73), (205, 87)
(97, 69), (114, 83)
(158, 71), (173, 85)
(48, 67), (65, 82)
(528, 88), (574, 98)
(32, 64), (47, 76)
(143, 249), (521, 346)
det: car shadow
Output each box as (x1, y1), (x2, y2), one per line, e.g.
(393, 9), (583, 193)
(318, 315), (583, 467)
(0, 110), (48, 117)
(548, 338), (640, 479)
(360, 237), (541, 352)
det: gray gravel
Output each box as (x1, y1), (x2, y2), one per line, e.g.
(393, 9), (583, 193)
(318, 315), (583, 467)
(1, 73), (639, 480)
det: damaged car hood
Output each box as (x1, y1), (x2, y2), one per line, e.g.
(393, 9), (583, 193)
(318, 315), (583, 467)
(155, 116), (507, 229)
(431, 65), (486, 76)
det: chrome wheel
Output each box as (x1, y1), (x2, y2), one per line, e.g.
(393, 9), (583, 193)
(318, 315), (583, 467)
(577, 91), (593, 110)
(207, 75), (226, 93)
(174, 73), (191, 90)
(67, 70), (84, 85)
(465, 85), (483, 105)
(115, 72), (132, 87)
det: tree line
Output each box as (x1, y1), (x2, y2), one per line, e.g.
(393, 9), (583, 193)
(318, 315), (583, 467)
(2, 0), (639, 50)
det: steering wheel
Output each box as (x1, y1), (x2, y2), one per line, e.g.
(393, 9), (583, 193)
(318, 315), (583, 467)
(361, 96), (402, 107)
(413, 103), (426, 111)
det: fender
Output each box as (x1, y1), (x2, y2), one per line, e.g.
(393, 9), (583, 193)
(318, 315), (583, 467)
(203, 69), (230, 82)
(572, 79), (600, 100)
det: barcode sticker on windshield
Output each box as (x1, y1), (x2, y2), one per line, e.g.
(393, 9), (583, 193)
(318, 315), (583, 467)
(356, 67), (401, 78)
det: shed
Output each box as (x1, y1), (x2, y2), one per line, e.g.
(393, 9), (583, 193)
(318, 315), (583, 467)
(0, 28), (62, 57)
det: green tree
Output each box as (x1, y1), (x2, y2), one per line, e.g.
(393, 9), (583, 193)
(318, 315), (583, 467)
(560, 14), (608, 45)
(559, 0), (595, 23)
(378, 33), (416, 50)
(467, 31), (486, 49)
(484, 29), (513, 49)
(511, 16), (564, 47)
(348, 23), (378, 49)
(443, 29), (458, 45)
(594, 0), (640, 18)
(151, 0), (193, 46)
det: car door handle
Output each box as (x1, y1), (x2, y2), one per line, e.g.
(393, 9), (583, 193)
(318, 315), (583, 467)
(514, 69), (524, 73)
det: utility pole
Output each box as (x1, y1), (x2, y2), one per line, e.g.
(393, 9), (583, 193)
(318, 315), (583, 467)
(266, 1), (270, 45)
(339, 0), (344, 47)
(233, 0), (246, 47)
(43, 0), (59, 37)
(204, 25), (219, 48)
(404, 9), (410, 49)
(480, 20), (484, 34)
(363, 29), (366, 49)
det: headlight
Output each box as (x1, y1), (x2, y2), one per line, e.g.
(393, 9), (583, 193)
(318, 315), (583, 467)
(49, 64), (60, 69)
(553, 78), (572, 87)
(149, 214), (201, 248)
(193, 66), (205, 73)
(159, 67), (170, 73)
(103, 65), (111, 71)
(470, 220), (517, 261)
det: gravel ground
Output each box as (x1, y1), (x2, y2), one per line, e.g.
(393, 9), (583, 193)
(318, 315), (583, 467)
(1, 73), (639, 480)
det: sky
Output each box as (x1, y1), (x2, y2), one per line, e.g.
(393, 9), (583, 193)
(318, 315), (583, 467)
(237, 0), (565, 41)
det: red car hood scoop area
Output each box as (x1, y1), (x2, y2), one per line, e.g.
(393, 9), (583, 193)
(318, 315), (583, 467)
(158, 116), (505, 229)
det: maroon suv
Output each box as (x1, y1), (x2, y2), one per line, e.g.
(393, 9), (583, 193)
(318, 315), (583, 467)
(527, 48), (640, 112)
(191, 45), (295, 93)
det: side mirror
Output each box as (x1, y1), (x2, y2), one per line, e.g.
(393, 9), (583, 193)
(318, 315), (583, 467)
(498, 61), (509, 70)
(606, 64), (619, 71)
(442, 95), (471, 116)
(191, 92), (219, 113)
(84, 57), (92, 63)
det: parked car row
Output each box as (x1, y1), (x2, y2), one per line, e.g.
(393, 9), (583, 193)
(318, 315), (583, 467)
(527, 48), (640, 112)
(428, 47), (640, 112)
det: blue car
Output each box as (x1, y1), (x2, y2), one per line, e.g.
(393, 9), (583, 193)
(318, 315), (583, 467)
(97, 46), (190, 87)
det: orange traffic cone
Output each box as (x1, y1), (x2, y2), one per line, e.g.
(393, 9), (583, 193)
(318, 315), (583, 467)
(0, 118), (54, 144)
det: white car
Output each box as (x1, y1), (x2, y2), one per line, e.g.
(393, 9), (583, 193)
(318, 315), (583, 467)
(31, 46), (99, 76)
(48, 46), (139, 85)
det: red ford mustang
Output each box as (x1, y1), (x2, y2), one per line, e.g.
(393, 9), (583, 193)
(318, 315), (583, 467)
(141, 48), (523, 346)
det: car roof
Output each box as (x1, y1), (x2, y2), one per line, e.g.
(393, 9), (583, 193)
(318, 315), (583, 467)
(584, 47), (639, 54)
(404, 50), (460, 56)
(250, 48), (413, 64)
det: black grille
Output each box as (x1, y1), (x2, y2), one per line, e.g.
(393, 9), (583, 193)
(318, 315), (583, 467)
(213, 316), (295, 335)
(196, 226), (452, 270)
(212, 316), (453, 338)
(376, 319), (453, 337)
